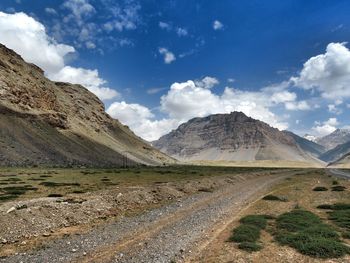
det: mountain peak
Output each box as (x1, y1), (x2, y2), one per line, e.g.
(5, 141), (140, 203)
(153, 112), (322, 164)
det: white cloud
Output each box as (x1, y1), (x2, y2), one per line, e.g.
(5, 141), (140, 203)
(194, 76), (219, 89)
(106, 102), (179, 141)
(45, 8), (57, 15)
(213, 20), (223, 30)
(158, 47), (176, 64)
(49, 66), (119, 100)
(285, 101), (311, 111)
(0, 11), (118, 101)
(0, 12), (74, 75)
(62, 0), (95, 25)
(176, 27), (188, 37)
(147, 87), (167, 95)
(159, 21), (171, 30)
(312, 118), (339, 136)
(160, 78), (289, 130)
(328, 104), (342, 115)
(291, 42), (350, 99)
(227, 78), (235, 83)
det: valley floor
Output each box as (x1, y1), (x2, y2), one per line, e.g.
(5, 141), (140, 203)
(0, 167), (349, 262)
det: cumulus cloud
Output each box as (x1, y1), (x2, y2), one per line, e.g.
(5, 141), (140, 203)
(158, 47), (176, 64)
(291, 42), (350, 99)
(0, 11), (118, 100)
(106, 102), (179, 141)
(107, 77), (300, 141)
(0, 12), (74, 74)
(160, 78), (289, 130)
(312, 118), (339, 136)
(194, 76), (219, 89)
(176, 27), (188, 37)
(62, 0), (95, 25)
(49, 66), (119, 100)
(213, 20), (223, 30)
(159, 21), (171, 30)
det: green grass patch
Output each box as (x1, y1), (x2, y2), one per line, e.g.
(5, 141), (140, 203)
(275, 210), (349, 258)
(239, 215), (268, 229)
(328, 210), (350, 230)
(229, 224), (261, 243)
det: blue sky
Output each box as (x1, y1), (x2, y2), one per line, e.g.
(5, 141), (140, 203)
(0, 0), (349, 140)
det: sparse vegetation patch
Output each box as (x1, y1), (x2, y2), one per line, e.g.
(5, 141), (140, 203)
(274, 209), (349, 258)
(262, 194), (287, 202)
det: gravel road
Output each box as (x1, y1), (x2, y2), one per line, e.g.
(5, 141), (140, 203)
(1, 173), (288, 263)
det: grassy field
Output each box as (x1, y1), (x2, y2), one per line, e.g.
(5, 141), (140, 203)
(0, 165), (286, 203)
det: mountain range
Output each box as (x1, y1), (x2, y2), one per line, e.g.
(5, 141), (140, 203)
(0, 44), (349, 168)
(153, 113), (350, 167)
(0, 44), (173, 167)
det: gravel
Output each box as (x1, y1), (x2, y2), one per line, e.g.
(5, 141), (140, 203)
(0, 174), (285, 263)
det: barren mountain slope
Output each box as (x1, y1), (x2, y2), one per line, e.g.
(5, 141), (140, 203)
(0, 44), (173, 167)
(153, 112), (323, 165)
(316, 129), (350, 150)
(321, 140), (350, 164)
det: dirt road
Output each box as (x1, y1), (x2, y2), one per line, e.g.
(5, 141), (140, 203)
(1, 172), (290, 263)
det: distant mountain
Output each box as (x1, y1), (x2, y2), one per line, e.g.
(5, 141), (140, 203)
(0, 44), (174, 167)
(316, 129), (350, 150)
(283, 131), (326, 157)
(153, 112), (324, 165)
(319, 140), (350, 163)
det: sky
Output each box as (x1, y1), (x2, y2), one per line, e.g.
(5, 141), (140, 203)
(0, 0), (349, 141)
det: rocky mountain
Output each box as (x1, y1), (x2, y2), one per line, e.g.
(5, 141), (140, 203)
(283, 131), (326, 157)
(319, 140), (350, 163)
(0, 44), (174, 167)
(316, 129), (350, 150)
(153, 112), (324, 165)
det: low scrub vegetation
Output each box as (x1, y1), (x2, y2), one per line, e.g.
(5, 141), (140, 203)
(331, 186), (346, 192)
(313, 186), (328, 191)
(262, 194), (287, 202)
(229, 214), (271, 252)
(274, 209), (349, 258)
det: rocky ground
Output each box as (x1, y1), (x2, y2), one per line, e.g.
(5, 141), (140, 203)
(0, 169), (290, 263)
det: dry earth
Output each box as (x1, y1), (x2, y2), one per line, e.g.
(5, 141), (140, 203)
(0, 168), (294, 262)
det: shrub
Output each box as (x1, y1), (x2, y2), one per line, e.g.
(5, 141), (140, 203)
(276, 210), (322, 232)
(229, 225), (260, 243)
(275, 210), (349, 258)
(239, 215), (267, 229)
(317, 204), (333, 210)
(332, 186), (346, 192)
(342, 231), (350, 239)
(262, 195), (287, 202)
(332, 180), (339, 185)
(237, 242), (262, 252)
(313, 186), (328, 191)
(48, 193), (63, 197)
(329, 210), (350, 230)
